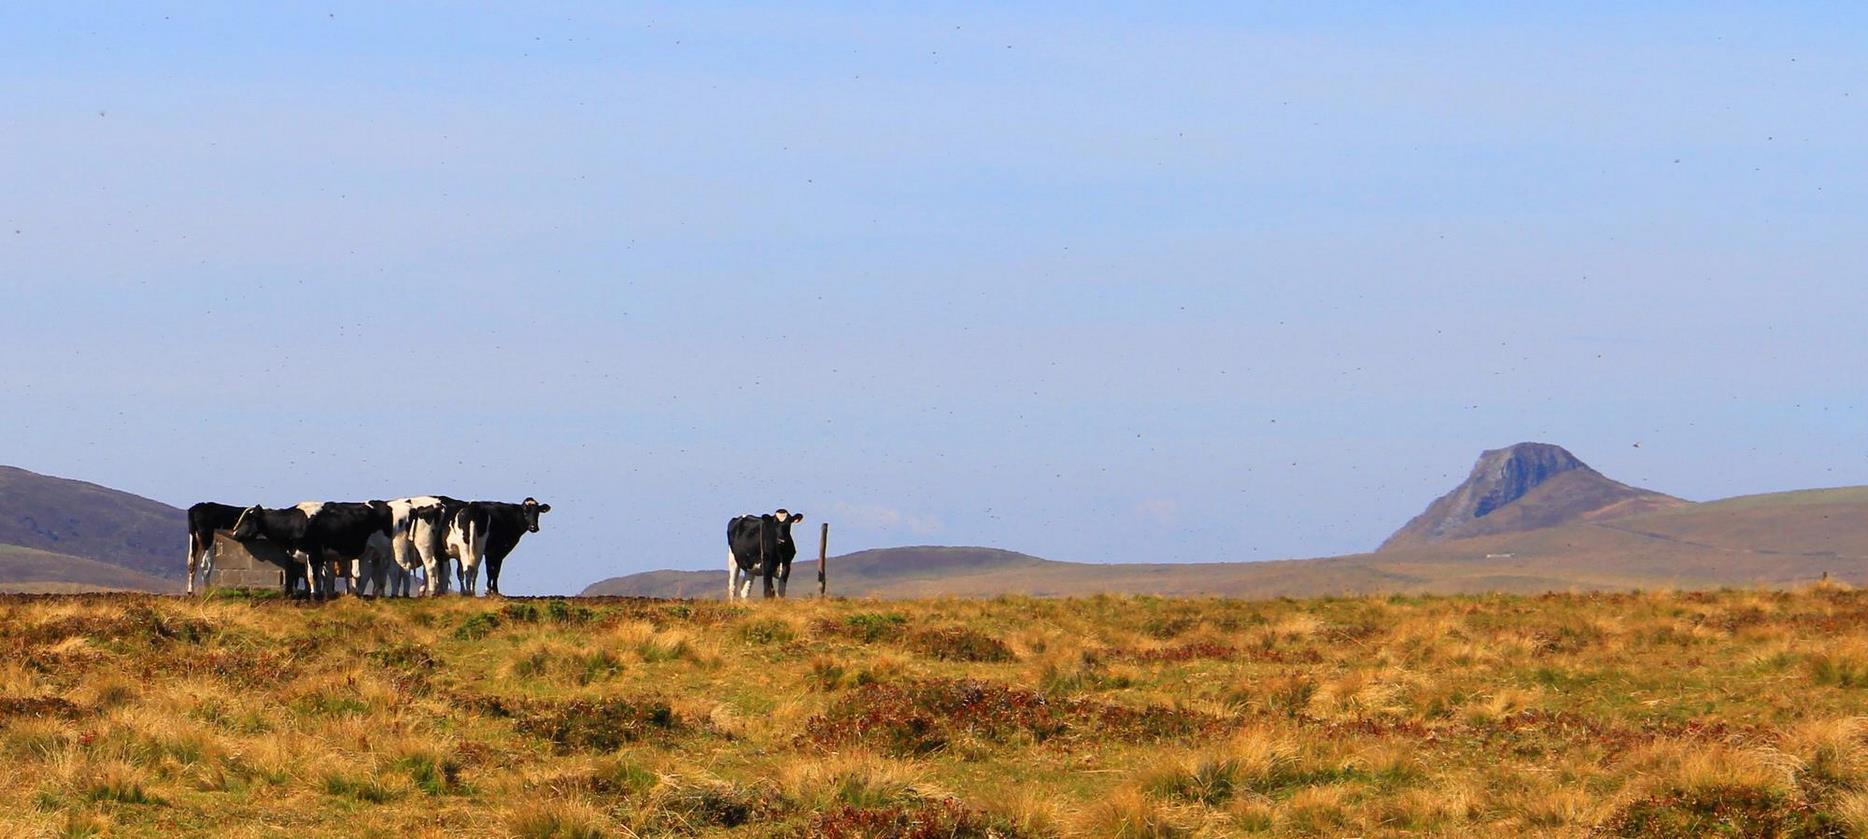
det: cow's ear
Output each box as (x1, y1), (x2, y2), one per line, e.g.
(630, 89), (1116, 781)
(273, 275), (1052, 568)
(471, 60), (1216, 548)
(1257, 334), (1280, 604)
(791, 512), (804, 523)
(537, 504), (551, 513)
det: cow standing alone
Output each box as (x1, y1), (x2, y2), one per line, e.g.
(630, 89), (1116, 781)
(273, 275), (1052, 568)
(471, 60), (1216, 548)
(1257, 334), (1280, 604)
(727, 509), (804, 600)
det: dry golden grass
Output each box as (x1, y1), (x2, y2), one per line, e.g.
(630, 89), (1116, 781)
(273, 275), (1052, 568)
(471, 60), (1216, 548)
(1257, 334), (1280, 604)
(2, 587), (1868, 836)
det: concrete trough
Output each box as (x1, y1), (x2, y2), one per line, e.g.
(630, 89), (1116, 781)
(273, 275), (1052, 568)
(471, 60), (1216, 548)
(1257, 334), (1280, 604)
(206, 531), (293, 590)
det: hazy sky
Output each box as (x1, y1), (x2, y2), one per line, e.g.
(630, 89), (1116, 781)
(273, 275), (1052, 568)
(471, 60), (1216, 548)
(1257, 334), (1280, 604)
(3, 4), (1864, 594)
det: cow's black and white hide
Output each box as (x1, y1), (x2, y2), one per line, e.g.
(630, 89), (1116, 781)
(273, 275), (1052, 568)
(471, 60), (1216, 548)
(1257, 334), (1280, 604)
(231, 502), (392, 598)
(387, 496), (465, 596)
(185, 501), (248, 595)
(445, 497), (549, 596)
(726, 509), (804, 600)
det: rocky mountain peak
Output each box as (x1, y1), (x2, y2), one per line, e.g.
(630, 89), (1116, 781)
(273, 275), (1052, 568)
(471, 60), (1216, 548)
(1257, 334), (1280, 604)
(1466, 443), (1588, 519)
(1379, 443), (1678, 550)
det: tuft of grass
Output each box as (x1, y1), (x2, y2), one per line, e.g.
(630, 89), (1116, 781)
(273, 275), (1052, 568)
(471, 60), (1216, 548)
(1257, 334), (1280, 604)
(638, 775), (775, 831)
(453, 611), (501, 640)
(585, 756), (659, 797)
(58, 811), (109, 838)
(82, 765), (162, 806)
(506, 800), (608, 839)
(545, 598), (596, 624)
(826, 612), (909, 643)
(391, 751), (464, 796)
(1807, 649), (1868, 688)
(323, 771), (400, 803)
(735, 616), (797, 645)
(1077, 788), (1193, 839)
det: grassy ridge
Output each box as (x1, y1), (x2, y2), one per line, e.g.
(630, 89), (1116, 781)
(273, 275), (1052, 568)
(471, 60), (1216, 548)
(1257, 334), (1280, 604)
(585, 487), (1868, 600)
(0, 544), (178, 594)
(5, 589), (1868, 836)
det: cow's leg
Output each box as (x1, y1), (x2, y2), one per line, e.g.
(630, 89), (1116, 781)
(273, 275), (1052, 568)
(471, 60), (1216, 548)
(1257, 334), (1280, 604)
(486, 555), (503, 597)
(419, 551), (441, 596)
(364, 534), (391, 598)
(460, 551), (479, 596)
(761, 563), (776, 599)
(376, 559), (387, 596)
(777, 559), (792, 598)
(727, 550), (736, 600)
(202, 538), (218, 590)
(186, 532), (200, 595)
(315, 549), (336, 600)
(296, 549), (319, 599)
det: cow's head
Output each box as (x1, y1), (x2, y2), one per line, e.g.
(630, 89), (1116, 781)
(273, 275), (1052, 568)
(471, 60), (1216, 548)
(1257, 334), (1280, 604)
(521, 497), (552, 533)
(773, 509), (804, 543)
(231, 505), (265, 540)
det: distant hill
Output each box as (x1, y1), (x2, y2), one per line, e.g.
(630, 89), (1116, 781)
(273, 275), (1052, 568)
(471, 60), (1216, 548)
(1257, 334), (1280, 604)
(0, 543), (179, 593)
(1378, 442), (1686, 550)
(582, 547), (1054, 598)
(0, 465), (184, 588)
(583, 486), (1868, 599)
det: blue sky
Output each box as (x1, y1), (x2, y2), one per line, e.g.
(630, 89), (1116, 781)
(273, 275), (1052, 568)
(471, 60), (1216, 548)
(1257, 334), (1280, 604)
(2, 3), (1864, 594)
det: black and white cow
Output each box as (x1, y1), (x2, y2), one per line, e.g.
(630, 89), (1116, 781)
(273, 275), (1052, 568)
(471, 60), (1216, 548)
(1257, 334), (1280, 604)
(186, 501), (248, 595)
(726, 509), (804, 600)
(445, 497), (550, 596)
(231, 501), (393, 598)
(386, 496), (466, 597)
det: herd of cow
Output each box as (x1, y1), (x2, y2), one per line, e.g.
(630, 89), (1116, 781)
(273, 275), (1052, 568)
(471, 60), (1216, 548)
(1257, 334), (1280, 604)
(184, 496), (550, 598)
(184, 497), (810, 601)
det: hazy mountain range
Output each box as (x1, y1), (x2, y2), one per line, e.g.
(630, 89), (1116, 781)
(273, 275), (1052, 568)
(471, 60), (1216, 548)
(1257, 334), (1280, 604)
(586, 443), (1868, 598)
(4, 444), (1865, 597)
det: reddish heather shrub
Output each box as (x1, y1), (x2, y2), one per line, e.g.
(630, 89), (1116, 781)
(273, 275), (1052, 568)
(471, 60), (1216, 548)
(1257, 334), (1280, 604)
(905, 628), (1015, 662)
(1121, 641), (1236, 663)
(0, 695), (83, 719)
(1602, 784), (1846, 838)
(803, 678), (1229, 756)
(513, 697), (683, 753)
(810, 797), (1018, 839)
(817, 612), (910, 643)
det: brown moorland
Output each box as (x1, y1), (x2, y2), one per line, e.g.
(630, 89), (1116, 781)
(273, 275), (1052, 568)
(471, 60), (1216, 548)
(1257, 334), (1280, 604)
(6, 587), (1868, 836)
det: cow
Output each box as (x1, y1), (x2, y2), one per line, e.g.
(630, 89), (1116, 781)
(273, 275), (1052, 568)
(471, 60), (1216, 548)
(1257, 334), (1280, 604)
(231, 502), (393, 598)
(185, 502), (248, 595)
(445, 497), (550, 596)
(386, 496), (466, 596)
(726, 509), (804, 600)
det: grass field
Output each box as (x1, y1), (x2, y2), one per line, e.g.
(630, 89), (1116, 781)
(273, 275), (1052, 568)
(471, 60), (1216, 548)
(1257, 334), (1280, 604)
(5, 589), (1868, 837)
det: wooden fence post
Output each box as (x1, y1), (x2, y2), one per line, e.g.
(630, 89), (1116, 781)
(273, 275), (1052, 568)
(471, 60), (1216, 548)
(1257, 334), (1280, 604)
(818, 522), (829, 597)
